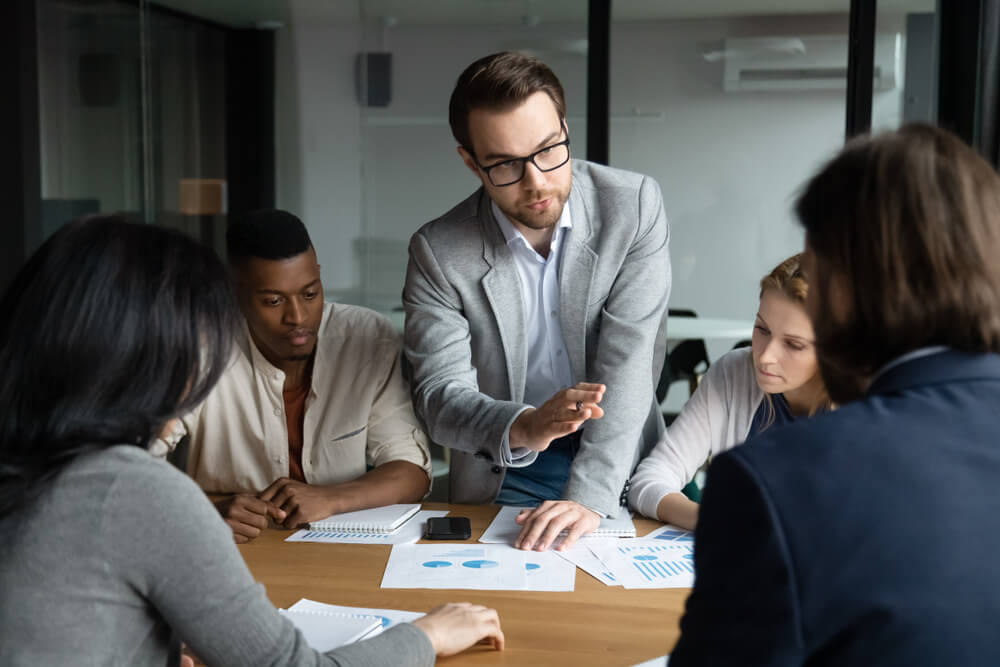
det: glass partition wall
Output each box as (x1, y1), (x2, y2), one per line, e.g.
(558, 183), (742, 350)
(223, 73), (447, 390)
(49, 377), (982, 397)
(609, 1), (935, 411)
(273, 1), (590, 317)
(35, 0), (229, 254)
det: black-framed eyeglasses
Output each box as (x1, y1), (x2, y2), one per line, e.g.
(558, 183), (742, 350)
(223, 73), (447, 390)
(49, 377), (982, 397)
(473, 124), (571, 187)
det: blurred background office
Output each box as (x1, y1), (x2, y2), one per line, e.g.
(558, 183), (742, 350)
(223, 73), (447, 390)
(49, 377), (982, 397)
(4, 0), (996, 412)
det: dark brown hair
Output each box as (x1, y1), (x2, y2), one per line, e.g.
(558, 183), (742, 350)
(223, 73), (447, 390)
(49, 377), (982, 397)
(796, 123), (1000, 402)
(448, 51), (566, 154)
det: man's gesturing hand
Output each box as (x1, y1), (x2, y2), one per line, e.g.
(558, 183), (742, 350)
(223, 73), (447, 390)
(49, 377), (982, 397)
(509, 382), (605, 452)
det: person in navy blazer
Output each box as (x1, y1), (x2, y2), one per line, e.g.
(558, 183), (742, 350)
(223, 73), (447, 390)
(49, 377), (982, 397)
(671, 124), (1000, 665)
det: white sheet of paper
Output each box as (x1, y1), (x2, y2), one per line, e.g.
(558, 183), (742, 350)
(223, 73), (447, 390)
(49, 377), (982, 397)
(278, 609), (382, 650)
(631, 655), (670, 666)
(520, 550), (577, 591)
(288, 598), (424, 637)
(641, 523), (694, 544)
(381, 544), (531, 590)
(590, 541), (695, 589)
(285, 510), (449, 544)
(553, 538), (621, 586)
(479, 505), (635, 546)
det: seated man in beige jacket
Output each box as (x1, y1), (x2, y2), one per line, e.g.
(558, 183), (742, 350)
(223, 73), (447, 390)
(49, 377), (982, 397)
(160, 209), (431, 543)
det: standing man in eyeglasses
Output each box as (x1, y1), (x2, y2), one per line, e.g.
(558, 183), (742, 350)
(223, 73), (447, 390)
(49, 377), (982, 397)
(403, 51), (671, 551)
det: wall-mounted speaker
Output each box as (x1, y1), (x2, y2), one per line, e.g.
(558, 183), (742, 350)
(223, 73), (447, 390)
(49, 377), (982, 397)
(355, 52), (392, 108)
(78, 52), (119, 107)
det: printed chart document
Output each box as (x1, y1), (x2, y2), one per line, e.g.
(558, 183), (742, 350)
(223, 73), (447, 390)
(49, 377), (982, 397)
(479, 505), (636, 545)
(288, 598), (424, 635)
(589, 540), (695, 589)
(278, 608), (382, 651)
(642, 523), (694, 543)
(381, 543), (575, 591)
(285, 510), (449, 545)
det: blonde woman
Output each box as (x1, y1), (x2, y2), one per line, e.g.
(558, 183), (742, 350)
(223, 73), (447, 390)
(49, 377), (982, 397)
(628, 254), (831, 529)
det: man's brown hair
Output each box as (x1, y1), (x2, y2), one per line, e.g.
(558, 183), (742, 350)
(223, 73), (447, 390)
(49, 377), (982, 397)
(448, 51), (566, 154)
(796, 123), (1000, 402)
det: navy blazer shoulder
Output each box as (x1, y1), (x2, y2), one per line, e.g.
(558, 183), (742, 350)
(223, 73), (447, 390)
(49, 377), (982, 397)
(671, 350), (1000, 666)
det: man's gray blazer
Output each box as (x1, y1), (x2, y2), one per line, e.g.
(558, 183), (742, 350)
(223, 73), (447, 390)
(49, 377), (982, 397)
(403, 159), (671, 516)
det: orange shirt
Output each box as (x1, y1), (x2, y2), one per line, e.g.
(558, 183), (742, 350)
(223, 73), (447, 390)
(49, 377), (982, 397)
(283, 381), (310, 483)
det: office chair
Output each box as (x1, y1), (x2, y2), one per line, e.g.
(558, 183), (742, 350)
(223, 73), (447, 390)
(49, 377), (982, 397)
(657, 309), (711, 404)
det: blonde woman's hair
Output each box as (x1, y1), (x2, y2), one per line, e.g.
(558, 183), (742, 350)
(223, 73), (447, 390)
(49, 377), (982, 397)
(760, 253), (809, 304)
(755, 253), (833, 431)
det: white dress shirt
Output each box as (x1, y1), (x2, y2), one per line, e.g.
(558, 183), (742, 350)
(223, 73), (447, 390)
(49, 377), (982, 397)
(492, 201), (576, 466)
(492, 200), (576, 407)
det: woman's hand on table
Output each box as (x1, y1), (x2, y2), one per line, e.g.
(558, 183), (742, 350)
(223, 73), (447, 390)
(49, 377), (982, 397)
(412, 602), (505, 656)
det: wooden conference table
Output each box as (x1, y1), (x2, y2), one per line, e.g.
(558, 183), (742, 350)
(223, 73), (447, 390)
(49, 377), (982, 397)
(238, 503), (688, 666)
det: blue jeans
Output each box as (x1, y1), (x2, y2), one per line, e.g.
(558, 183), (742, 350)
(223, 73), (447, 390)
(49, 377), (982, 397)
(495, 432), (581, 507)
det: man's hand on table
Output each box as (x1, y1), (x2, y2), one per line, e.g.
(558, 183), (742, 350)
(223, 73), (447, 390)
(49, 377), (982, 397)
(258, 477), (343, 529)
(514, 500), (601, 551)
(214, 494), (286, 544)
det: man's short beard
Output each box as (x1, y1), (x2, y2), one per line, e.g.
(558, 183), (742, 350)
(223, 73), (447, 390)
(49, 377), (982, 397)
(500, 192), (568, 231)
(287, 354), (313, 362)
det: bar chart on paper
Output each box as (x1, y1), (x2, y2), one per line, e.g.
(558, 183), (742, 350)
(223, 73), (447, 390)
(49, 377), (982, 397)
(629, 546), (694, 581)
(642, 523), (694, 544)
(591, 541), (695, 589)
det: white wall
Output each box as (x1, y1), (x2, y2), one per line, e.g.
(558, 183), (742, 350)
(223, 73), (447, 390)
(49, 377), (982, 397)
(611, 14), (851, 353)
(275, 15), (365, 292)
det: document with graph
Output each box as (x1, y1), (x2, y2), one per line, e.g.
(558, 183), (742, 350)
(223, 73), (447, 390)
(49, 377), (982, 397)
(588, 540), (695, 589)
(380, 543), (575, 591)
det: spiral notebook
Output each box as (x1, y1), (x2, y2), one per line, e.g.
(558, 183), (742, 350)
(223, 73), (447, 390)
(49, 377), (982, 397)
(279, 608), (383, 651)
(307, 503), (421, 534)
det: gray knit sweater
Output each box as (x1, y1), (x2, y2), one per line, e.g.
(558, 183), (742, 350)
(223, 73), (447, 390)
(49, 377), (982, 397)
(0, 445), (435, 667)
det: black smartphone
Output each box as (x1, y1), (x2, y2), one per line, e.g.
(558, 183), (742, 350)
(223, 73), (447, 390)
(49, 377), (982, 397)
(424, 516), (472, 540)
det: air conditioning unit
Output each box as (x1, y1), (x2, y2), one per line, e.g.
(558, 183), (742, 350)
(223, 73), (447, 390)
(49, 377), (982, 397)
(719, 33), (901, 92)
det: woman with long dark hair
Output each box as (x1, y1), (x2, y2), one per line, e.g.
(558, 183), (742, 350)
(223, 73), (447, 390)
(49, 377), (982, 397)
(0, 217), (502, 666)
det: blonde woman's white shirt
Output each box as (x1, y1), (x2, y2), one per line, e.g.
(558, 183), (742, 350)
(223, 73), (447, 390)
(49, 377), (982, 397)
(628, 347), (763, 520)
(158, 302), (431, 493)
